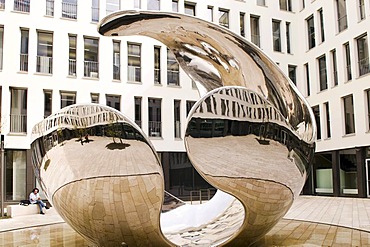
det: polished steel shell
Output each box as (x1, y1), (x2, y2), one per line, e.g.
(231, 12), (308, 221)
(31, 10), (315, 247)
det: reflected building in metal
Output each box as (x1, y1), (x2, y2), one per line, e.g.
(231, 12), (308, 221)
(31, 10), (315, 246)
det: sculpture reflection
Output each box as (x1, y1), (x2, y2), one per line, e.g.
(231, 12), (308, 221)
(31, 10), (316, 247)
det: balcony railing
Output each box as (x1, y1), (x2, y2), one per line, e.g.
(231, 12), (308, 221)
(167, 70), (179, 86)
(333, 70), (338, 86)
(359, 57), (370, 76)
(154, 69), (161, 84)
(20, 53), (28, 72)
(113, 65), (120, 80)
(36, 56), (53, 74)
(84, 60), (99, 78)
(135, 120), (142, 128)
(149, 121), (162, 137)
(46, 0), (54, 16)
(174, 120), (181, 138)
(0, 0), (5, 9)
(346, 65), (352, 81)
(91, 6), (99, 22)
(69, 59), (76, 76)
(62, 2), (77, 19)
(251, 34), (260, 47)
(128, 66), (141, 82)
(10, 114), (27, 133)
(14, 0), (30, 12)
(338, 15), (348, 32)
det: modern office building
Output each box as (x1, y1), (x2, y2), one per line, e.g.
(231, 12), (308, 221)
(0, 0), (369, 210)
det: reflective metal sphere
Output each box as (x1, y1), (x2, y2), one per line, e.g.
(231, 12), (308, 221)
(31, 10), (315, 247)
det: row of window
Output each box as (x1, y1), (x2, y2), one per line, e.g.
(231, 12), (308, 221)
(312, 89), (370, 140)
(1, 26), (182, 85)
(0, 0), (297, 53)
(306, 0), (368, 52)
(6, 87), (197, 138)
(309, 33), (369, 95)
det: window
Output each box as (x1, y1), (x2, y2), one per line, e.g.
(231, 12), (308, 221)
(148, 0), (159, 10)
(304, 63), (310, 96)
(154, 46), (161, 84)
(286, 22), (291, 54)
(60, 91), (76, 108)
(106, 95), (121, 111)
(207, 6), (213, 22)
(184, 2), (195, 16)
(0, 26), (3, 70)
(91, 93), (99, 103)
(288, 65), (296, 85)
(62, 0), (77, 19)
(301, 0), (305, 10)
(336, 0), (348, 32)
(272, 20), (281, 52)
(148, 98), (162, 137)
(10, 88), (27, 133)
(331, 49), (338, 86)
(20, 28), (29, 72)
(366, 89), (370, 131)
(134, 0), (140, 9)
(92, 0), (99, 22)
(307, 15), (315, 49)
(339, 150), (357, 195)
(167, 49), (179, 86)
(5, 150), (27, 201)
(324, 102), (331, 138)
(84, 37), (99, 78)
(318, 8), (325, 43)
(359, 0), (365, 20)
(250, 15), (260, 47)
(134, 97), (142, 127)
(0, 0), (5, 9)
(357, 34), (369, 76)
(44, 90), (52, 118)
(128, 43), (141, 82)
(113, 40), (120, 80)
(344, 42), (352, 81)
(318, 55), (327, 91)
(257, 0), (265, 6)
(37, 32), (53, 74)
(240, 12), (245, 37)
(312, 105), (321, 140)
(172, 0), (178, 12)
(46, 0), (54, 16)
(174, 100), (181, 138)
(68, 34), (77, 76)
(279, 0), (292, 11)
(218, 8), (229, 28)
(14, 0), (30, 12)
(186, 100), (196, 116)
(106, 0), (119, 14)
(343, 94), (355, 134)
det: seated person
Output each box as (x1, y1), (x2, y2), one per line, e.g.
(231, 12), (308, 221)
(29, 188), (49, 214)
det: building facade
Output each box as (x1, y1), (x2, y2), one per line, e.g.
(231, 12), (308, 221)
(0, 0), (369, 211)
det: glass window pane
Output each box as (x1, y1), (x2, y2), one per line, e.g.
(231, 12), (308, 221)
(5, 150), (27, 201)
(148, 0), (160, 10)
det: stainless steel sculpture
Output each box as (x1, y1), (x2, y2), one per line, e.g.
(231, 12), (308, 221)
(31, 10), (315, 247)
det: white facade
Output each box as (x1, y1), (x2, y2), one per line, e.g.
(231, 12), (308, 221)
(0, 0), (370, 202)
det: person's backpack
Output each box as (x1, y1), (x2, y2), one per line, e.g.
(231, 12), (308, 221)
(19, 199), (30, 206)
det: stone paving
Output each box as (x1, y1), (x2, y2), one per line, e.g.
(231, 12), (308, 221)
(2, 196), (370, 246)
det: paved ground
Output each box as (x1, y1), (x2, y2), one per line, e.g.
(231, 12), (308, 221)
(1, 196), (370, 246)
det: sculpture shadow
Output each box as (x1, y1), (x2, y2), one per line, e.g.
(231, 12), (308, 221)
(105, 142), (131, 150)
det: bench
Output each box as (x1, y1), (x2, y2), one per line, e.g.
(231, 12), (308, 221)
(6, 204), (42, 217)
